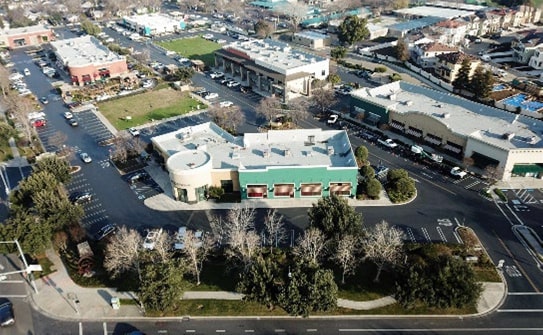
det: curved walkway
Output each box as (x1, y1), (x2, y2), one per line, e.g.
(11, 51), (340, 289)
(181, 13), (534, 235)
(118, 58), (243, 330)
(28, 248), (505, 321)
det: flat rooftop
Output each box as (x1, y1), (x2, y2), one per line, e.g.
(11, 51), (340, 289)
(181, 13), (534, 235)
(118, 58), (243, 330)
(50, 35), (125, 67)
(3, 24), (51, 36)
(394, 6), (475, 19)
(351, 81), (543, 150)
(295, 31), (329, 40)
(223, 39), (328, 75)
(152, 122), (358, 171)
(124, 13), (181, 29)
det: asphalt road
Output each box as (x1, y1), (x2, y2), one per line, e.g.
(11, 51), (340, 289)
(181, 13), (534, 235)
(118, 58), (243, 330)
(4, 29), (543, 334)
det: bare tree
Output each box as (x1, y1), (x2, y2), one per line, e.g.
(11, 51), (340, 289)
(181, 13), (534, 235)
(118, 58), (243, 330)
(310, 87), (337, 114)
(264, 209), (285, 251)
(182, 230), (214, 285)
(484, 165), (503, 184)
(207, 105), (245, 134)
(110, 136), (131, 163)
(5, 94), (36, 145)
(362, 220), (404, 282)
(208, 214), (226, 246)
(104, 226), (143, 280)
(276, 2), (309, 33)
(257, 96), (282, 126)
(183, 0), (201, 11)
(224, 0), (245, 18)
(64, 0), (83, 15)
(133, 49), (151, 64)
(0, 65), (9, 97)
(333, 234), (360, 284)
(151, 230), (173, 263)
(286, 99), (310, 127)
(216, 204), (261, 268)
(293, 227), (326, 266)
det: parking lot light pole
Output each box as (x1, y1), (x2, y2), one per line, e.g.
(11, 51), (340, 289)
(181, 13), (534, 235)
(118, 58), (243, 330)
(0, 240), (39, 293)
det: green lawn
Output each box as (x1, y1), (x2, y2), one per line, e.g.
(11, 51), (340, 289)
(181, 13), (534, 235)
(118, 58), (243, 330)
(157, 37), (220, 67)
(96, 88), (205, 130)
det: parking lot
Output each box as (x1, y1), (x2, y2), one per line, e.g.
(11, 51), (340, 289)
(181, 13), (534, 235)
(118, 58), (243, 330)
(74, 108), (115, 144)
(121, 169), (163, 201)
(66, 172), (110, 231)
(393, 216), (464, 244)
(501, 188), (543, 212)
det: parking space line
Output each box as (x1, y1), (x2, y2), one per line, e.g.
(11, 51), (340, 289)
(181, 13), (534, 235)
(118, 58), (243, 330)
(453, 231), (463, 244)
(436, 227), (447, 243)
(421, 227), (431, 242)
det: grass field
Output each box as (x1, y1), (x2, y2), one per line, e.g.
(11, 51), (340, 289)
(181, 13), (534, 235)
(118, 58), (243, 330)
(157, 37), (220, 67)
(96, 88), (205, 130)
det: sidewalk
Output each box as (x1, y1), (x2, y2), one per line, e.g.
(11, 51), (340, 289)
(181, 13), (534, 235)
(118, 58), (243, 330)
(30, 248), (506, 320)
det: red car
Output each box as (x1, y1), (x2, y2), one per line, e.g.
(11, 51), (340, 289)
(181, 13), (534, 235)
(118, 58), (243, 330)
(32, 119), (47, 127)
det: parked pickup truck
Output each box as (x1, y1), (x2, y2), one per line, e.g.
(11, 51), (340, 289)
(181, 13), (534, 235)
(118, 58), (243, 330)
(378, 138), (398, 149)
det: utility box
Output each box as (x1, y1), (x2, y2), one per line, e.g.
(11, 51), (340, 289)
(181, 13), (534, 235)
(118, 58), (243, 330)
(111, 297), (120, 310)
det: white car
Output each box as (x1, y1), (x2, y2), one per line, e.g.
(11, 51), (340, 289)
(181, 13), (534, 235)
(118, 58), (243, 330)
(204, 92), (218, 100)
(9, 72), (24, 81)
(174, 226), (187, 250)
(23, 68), (30, 76)
(378, 138), (398, 149)
(141, 79), (153, 88)
(219, 100), (234, 108)
(327, 114), (339, 125)
(63, 111), (74, 119)
(80, 152), (92, 163)
(143, 228), (163, 250)
(209, 71), (224, 79)
(128, 127), (140, 137)
(450, 167), (468, 178)
(202, 33), (214, 40)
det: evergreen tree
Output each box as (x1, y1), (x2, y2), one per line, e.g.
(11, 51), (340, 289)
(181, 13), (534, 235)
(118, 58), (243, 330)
(452, 58), (472, 92)
(395, 38), (409, 62)
(308, 195), (363, 240)
(237, 254), (281, 310)
(139, 259), (188, 314)
(471, 66), (495, 100)
(338, 15), (369, 46)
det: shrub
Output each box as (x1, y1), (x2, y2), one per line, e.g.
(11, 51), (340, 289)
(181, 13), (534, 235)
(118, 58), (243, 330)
(374, 66), (387, 73)
(493, 188), (507, 201)
(207, 186), (225, 199)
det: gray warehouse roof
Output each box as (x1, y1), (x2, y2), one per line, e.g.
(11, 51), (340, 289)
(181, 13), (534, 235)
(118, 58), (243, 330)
(50, 35), (125, 67)
(151, 122), (358, 170)
(351, 81), (543, 150)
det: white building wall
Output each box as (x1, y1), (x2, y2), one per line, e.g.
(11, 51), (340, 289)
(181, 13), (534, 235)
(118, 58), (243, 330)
(285, 59), (329, 80)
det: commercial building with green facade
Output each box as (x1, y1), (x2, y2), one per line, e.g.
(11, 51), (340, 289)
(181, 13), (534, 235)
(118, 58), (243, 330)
(349, 81), (543, 181)
(151, 122), (358, 204)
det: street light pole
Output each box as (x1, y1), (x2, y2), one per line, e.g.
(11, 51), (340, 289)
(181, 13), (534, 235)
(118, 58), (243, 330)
(0, 240), (38, 293)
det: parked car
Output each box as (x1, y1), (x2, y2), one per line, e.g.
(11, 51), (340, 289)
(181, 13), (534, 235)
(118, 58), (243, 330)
(143, 228), (163, 250)
(174, 226), (187, 250)
(204, 92), (219, 100)
(80, 152), (92, 163)
(63, 111), (74, 119)
(202, 33), (214, 40)
(23, 68), (30, 76)
(327, 114), (339, 125)
(0, 299), (15, 327)
(377, 138), (398, 149)
(450, 167), (467, 178)
(40, 96), (49, 104)
(141, 79), (153, 88)
(227, 81), (240, 88)
(128, 171), (149, 184)
(95, 224), (118, 241)
(32, 119), (47, 127)
(219, 100), (234, 108)
(128, 127), (140, 137)
(209, 71), (224, 79)
(69, 191), (93, 204)
(69, 119), (78, 127)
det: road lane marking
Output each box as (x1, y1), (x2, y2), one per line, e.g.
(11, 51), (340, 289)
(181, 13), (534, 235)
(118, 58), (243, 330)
(275, 329), (286, 333)
(307, 329), (317, 332)
(505, 203), (526, 225)
(495, 232), (539, 292)
(339, 328), (543, 331)
(508, 292), (543, 295)
(245, 330), (254, 333)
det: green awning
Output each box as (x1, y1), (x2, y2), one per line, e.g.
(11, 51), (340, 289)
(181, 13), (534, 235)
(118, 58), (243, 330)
(512, 164), (543, 174)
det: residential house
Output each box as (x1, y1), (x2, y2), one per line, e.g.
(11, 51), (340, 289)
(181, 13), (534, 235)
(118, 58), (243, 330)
(411, 42), (458, 69)
(431, 18), (468, 46)
(511, 29), (543, 65)
(435, 52), (481, 83)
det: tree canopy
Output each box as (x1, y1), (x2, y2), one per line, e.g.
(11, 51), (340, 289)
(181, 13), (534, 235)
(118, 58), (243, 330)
(338, 15), (369, 46)
(308, 195), (363, 240)
(452, 58), (471, 92)
(395, 253), (482, 309)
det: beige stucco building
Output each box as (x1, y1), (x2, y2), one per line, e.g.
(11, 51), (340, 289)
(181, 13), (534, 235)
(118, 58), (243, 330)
(350, 81), (543, 180)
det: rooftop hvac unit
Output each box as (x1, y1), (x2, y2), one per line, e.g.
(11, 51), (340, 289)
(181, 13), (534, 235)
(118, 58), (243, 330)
(327, 146), (334, 155)
(502, 132), (515, 140)
(405, 100), (413, 106)
(389, 94), (396, 100)
(441, 112), (450, 118)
